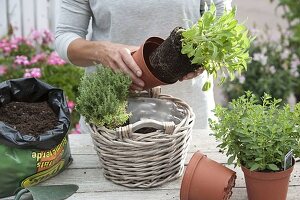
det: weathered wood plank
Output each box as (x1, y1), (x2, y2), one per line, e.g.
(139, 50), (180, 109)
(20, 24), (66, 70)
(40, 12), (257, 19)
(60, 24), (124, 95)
(8, 0), (22, 36)
(4, 187), (300, 200)
(48, 0), (60, 34)
(21, 0), (35, 36)
(0, 0), (8, 36)
(36, 0), (49, 30)
(53, 187), (300, 200)
(40, 163), (300, 192)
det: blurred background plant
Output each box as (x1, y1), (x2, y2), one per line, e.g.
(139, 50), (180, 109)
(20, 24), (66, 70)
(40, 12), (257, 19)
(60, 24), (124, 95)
(222, 26), (298, 104)
(0, 29), (84, 133)
(271, 0), (300, 56)
(270, 0), (300, 101)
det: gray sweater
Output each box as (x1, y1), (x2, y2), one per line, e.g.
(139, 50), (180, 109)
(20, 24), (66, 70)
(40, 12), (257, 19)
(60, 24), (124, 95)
(55, 0), (230, 62)
(55, 0), (231, 129)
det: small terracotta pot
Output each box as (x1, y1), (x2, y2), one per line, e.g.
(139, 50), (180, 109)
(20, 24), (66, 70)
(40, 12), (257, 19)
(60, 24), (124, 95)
(180, 151), (236, 200)
(242, 161), (295, 200)
(132, 37), (175, 89)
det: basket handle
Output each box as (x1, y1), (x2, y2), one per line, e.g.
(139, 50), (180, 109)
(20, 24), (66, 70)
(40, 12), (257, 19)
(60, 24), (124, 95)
(148, 86), (161, 98)
(116, 119), (175, 140)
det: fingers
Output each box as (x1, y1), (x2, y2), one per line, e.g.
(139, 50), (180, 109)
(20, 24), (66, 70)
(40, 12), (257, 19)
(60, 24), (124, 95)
(96, 41), (144, 90)
(121, 48), (142, 77)
(130, 83), (144, 91)
(179, 68), (204, 81)
(117, 59), (145, 88)
(107, 48), (144, 88)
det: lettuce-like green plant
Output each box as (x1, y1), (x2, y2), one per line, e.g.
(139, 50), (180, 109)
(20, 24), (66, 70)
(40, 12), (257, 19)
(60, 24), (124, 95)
(209, 91), (300, 172)
(181, 3), (253, 91)
(76, 66), (131, 129)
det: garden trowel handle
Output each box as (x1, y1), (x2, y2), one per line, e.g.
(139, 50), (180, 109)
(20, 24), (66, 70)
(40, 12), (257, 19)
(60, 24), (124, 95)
(14, 189), (29, 200)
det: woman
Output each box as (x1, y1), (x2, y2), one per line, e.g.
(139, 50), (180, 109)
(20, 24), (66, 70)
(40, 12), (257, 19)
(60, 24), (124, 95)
(55, 0), (231, 129)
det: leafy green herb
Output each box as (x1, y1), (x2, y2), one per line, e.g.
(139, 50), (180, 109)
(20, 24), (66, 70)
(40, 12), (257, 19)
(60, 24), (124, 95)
(76, 66), (132, 129)
(181, 3), (254, 91)
(209, 91), (300, 171)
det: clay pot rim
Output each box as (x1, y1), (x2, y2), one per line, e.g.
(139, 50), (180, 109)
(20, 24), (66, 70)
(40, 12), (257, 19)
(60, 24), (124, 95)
(132, 36), (174, 89)
(180, 151), (206, 200)
(241, 158), (295, 180)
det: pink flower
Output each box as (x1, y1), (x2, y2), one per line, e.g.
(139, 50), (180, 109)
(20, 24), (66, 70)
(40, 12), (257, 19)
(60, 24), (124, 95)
(42, 30), (54, 44)
(10, 37), (31, 46)
(47, 52), (66, 65)
(15, 55), (30, 66)
(0, 39), (16, 54)
(70, 123), (81, 134)
(67, 100), (75, 112)
(23, 68), (42, 78)
(0, 65), (7, 76)
(30, 53), (46, 64)
(30, 30), (42, 41)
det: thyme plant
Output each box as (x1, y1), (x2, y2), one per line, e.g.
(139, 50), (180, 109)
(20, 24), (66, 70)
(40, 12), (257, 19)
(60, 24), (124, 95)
(76, 66), (131, 129)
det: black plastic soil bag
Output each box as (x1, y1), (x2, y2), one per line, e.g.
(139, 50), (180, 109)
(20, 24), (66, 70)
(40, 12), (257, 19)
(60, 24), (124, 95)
(0, 78), (72, 198)
(0, 77), (71, 150)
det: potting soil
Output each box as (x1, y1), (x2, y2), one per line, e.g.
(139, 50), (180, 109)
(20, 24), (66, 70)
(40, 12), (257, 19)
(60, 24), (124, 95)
(0, 78), (72, 198)
(0, 101), (58, 136)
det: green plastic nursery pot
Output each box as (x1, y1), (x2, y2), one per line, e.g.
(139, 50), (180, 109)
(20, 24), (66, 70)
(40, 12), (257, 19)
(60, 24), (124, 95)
(132, 37), (176, 89)
(242, 161), (295, 200)
(180, 151), (236, 200)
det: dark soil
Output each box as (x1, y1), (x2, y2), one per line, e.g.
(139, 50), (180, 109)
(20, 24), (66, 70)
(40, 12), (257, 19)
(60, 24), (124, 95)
(149, 27), (200, 83)
(0, 101), (58, 136)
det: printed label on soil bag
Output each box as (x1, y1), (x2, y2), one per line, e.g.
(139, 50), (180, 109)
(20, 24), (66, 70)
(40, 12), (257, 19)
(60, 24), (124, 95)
(32, 137), (68, 172)
(0, 136), (72, 198)
(21, 137), (69, 187)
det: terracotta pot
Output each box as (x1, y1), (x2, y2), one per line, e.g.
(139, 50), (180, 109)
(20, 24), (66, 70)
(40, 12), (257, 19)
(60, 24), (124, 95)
(180, 151), (236, 200)
(132, 37), (176, 89)
(242, 161), (295, 200)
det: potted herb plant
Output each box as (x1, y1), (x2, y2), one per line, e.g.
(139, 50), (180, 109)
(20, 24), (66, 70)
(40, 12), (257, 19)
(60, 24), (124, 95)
(76, 66), (131, 129)
(209, 91), (300, 200)
(132, 3), (253, 90)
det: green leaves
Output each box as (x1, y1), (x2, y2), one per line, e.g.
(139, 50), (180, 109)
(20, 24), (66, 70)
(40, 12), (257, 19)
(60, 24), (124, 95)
(181, 3), (253, 91)
(209, 91), (300, 172)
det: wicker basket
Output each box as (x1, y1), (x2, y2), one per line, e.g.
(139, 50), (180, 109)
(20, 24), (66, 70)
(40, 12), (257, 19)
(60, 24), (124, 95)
(86, 88), (195, 188)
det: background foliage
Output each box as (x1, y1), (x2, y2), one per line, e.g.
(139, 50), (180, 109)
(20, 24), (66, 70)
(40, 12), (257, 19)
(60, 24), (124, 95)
(222, 27), (297, 104)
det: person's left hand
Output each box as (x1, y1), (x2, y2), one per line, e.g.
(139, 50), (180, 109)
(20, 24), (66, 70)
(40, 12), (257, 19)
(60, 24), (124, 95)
(179, 68), (204, 81)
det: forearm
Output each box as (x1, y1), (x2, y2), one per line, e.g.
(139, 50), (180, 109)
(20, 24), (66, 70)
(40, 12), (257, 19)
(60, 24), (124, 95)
(68, 38), (104, 67)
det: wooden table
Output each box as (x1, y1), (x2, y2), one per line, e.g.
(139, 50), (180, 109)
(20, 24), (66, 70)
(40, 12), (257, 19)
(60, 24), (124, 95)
(7, 129), (300, 199)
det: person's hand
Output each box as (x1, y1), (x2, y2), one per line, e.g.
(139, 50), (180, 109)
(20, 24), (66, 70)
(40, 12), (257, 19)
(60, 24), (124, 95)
(96, 41), (144, 91)
(179, 68), (204, 81)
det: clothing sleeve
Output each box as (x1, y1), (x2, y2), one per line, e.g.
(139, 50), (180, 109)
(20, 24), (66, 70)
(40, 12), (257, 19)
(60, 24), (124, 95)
(55, 0), (92, 63)
(200, 0), (232, 17)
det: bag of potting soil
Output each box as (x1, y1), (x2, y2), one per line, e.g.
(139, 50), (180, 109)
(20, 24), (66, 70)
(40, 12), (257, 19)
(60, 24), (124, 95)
(0, 78), (72, 198)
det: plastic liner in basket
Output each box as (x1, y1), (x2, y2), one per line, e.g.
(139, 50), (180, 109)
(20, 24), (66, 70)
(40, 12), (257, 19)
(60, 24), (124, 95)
(87, 92), (195, 188)
(128, 96), (186, 130)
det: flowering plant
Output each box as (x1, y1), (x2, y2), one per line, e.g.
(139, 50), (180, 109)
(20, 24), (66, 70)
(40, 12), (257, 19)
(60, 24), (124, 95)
(222, 27), (299, 103)
(0, 29), (84, 133)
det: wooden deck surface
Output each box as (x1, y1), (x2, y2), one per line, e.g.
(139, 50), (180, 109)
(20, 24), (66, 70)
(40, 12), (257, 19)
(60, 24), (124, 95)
(5, 129), (300, 199)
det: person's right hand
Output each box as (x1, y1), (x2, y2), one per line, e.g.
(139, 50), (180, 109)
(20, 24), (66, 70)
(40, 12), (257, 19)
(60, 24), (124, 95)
(95, 41), (144, 91)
